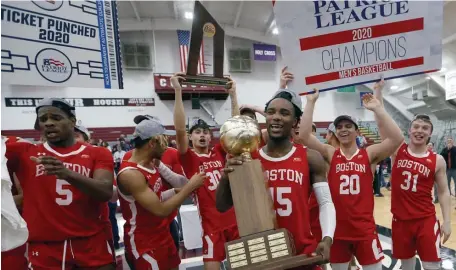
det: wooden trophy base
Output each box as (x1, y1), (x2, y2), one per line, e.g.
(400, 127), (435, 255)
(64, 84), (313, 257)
(183, 75), (229, 86)
(225, 228), (323, 270)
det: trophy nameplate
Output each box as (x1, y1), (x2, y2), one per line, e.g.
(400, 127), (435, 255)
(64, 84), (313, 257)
(220, 116), (324, 269)
(184, 1), (229, 87)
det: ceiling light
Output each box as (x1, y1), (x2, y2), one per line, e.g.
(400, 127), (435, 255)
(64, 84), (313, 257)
(390, 85), (399, 90)
(184, 11), (193, 20)
(272, 27), (279, 35)
(426, 77), (431, 80)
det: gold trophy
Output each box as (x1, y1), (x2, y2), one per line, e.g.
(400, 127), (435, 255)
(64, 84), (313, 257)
(220, 116), (323, 269)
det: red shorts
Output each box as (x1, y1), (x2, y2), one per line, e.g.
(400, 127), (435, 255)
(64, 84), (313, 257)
(203, 225), (239, 262)
(125, 242), (180, 270)
(330, 234), (383, 265)
(1, 244), (27, 270)
(392, 215), (441, 262)
(28, 231), (115, 270)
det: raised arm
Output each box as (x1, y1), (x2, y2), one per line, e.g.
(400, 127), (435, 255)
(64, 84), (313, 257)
(298, 89), (335, 163)
(119, 170), (205, 217)
(172, 72), (189, 155)
(307, 149), (335, 261)
(364, 93), (404, 164)
(435, 155), (452, 244)
(227, 77), (240, 117)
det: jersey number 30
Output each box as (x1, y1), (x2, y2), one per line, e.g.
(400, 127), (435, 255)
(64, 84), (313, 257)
(340, 175), (360, 195)
(56, 179), (73, 205)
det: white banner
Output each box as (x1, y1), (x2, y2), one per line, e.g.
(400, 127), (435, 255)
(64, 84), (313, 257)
(1, 1), (123, 89)
(446, 71), (456, 101)
(273, 1), (443, 94)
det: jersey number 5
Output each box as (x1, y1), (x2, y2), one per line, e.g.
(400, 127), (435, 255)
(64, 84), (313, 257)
(340, 175), (360, 195)
(207, 170), (222, 191)
(56, 179), (73, 205)
(269, 187), (291, 217)
(400, 171), (418, 192)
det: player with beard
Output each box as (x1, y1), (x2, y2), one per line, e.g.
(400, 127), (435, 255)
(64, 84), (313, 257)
(117, 119), (206, 269)
(171, 72), (240, 270)
(299, 85), (404, 270)
(216, 89), (336, 269)
(5, 98), (116, 269)
(372, 86), (451, 270)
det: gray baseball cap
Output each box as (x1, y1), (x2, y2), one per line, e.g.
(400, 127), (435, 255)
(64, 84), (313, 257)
(133, 115), (174, 136)
(34, 98), (76, 130)
(74, 125), (91, 140)
(327, 123), (336, 133)
(132, 118), (167, 141)
(267, 88), (303, 117)
(333, 115), (358, 129)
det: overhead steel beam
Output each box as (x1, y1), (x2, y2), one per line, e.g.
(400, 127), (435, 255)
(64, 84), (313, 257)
(170, 1), (179, 20)
(233, 1), (244, 28)
(443, 32), (456, 45)
(119, 18), (279, 45)
(129, 0), (141, 21)
(264, 11), (275, 35)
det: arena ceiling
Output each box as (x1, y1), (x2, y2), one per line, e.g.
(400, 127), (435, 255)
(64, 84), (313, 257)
(117, 1), (456, 123)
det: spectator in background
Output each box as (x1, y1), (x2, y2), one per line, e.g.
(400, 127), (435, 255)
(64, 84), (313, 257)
(101, 141), (112, 152)
(356, 131), (367, 148)
(89, 138), (98, 146)
(441, 137), (456, 197)
(427, 142), (439, 203)
(113, 146), (126, 173)
(169, 139), (177, 149)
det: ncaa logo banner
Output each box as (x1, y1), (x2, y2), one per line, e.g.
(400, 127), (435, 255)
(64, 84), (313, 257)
(273, 1), (443, 94)
(1, 0), (123, 89)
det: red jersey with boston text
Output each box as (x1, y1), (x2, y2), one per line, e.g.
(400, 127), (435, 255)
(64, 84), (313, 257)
(5, 141), (114, 242)
(117, 162), (170, 257)
(328, 148), (376, 240)
(258, 144), (316, 254)
(180, 144), (237, 232)
(391, 143), (437, 220)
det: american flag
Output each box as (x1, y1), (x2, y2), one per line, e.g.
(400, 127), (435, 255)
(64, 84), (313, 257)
(177, 30), (205, 74)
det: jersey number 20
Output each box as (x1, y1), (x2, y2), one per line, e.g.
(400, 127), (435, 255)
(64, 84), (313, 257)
(56, 179), (73, 205)
(340, 175), (360, 195)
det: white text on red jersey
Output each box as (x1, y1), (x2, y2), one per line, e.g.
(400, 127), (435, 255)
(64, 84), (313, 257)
(396, 159), (431, 178)
(335, 162), (366, 174)
(265, 169), (303, 185)
(198, 160), (223, 172)
(36, 163), (91, 177)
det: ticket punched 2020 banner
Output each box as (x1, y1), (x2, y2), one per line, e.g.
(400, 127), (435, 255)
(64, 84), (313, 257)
(273, 1), (443, 94)
(1, 0), (123, 89)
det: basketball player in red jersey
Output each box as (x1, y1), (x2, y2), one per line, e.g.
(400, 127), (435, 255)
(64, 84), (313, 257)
(5, 98), (116, 269)
(117, 118), (206, 269)
(1, 136), (28, 270)
(371, 85), (451, 270)
(216, 89), (336, 268)
(299, 86), (404, 270)
(171, 72), (240, 270)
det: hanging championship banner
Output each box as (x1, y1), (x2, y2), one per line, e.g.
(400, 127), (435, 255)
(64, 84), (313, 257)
(273, 1), (443, 94)
(4, 98), (154, 107)
(1, 1), (123, 89)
